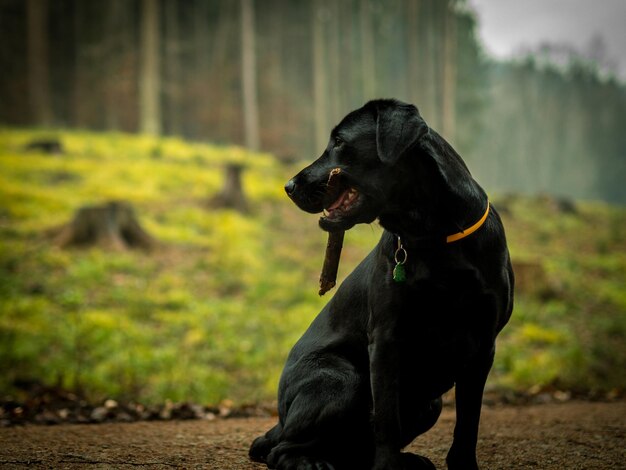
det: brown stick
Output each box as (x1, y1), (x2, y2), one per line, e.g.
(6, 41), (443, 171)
(318, 167), (345, 296)
(319, 229), (345, 296)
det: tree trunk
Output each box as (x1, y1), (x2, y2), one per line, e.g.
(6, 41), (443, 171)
(207, 1), (237, 142)
(240, 0), (260, 151)
(26, 0), (53, 126)
(360, 0), (376, 100)
(72, 1), (87, 128)
(327, 0), (341, 122)
(441, 0), (457, 143)
(164, 0), (182, 136)
(312, 0), (329, 151)
(189, 0), (211, 140)
(406, 0), (422, 106)
(55, 201), (155, 250)
(103, 0), (131, 131)
(422, 0), (439, 128)
(139, 0), (161, 135)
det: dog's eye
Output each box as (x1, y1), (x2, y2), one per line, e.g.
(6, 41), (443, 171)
(334, 137), (344, 148)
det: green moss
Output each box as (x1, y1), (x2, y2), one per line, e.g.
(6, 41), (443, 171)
(1, 128), (625, 403)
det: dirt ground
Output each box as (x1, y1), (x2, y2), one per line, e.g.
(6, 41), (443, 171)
(0, 401), (624, 469)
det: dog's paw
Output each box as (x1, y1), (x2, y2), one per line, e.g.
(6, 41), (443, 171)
(372, 452), (435, 470)
(401, 452), (437, 470)
(270, 453), (335, 470)
(446, 448), (479, 470)
(249, 435), (273, 463)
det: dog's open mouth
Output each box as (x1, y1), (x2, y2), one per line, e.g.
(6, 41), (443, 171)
(323, 187), (360, 221)
(317, 169), (369, 231)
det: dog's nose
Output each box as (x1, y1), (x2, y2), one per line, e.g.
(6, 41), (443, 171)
(284, 179), (297, 196)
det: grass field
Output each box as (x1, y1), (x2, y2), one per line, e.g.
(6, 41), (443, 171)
(1, 129), (624, 405)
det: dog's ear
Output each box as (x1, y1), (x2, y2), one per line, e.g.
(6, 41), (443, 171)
(374, 100), (429, 164)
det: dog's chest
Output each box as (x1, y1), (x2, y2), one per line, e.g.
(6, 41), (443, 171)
(375, 269), (488, 361)
(391, 288), (484, 395)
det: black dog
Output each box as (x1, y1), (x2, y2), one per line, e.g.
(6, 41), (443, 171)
(250, 99), (514, 470)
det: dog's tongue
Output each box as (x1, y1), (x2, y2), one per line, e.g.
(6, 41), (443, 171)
(327, 189), (350, 211)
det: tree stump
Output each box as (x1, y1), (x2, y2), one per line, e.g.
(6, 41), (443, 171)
(54, 201), (155, 250)
(210, 163), (249, 213)
(24, 138), (64, 154)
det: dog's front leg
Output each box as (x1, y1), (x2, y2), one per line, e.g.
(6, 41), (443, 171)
(369, 323), (404, 470)
(446, 346), (495, 470)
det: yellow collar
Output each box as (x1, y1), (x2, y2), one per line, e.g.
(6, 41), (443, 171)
(446, 201), (490, 243)
(392, 201), (490, 282)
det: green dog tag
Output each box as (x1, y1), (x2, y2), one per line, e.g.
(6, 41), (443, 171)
(393, 237), (408, 283)
(393, 263), (406, 282)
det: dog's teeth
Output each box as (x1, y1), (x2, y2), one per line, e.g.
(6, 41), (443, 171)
(346, 188), (358, 203)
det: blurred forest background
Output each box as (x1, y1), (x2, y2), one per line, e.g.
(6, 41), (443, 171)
(0, 0), (625, 411)
(2, 0), (625, 201)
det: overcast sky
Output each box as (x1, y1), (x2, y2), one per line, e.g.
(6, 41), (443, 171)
(467, 0), (626, 79)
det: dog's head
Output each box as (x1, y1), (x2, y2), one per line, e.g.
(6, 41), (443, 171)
(285, 99), (429, 231)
